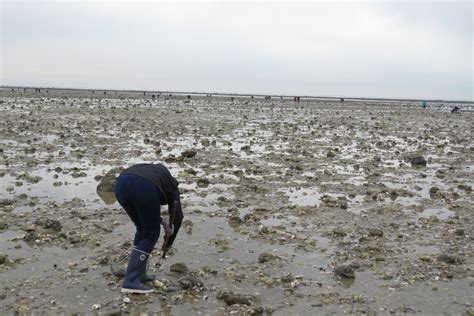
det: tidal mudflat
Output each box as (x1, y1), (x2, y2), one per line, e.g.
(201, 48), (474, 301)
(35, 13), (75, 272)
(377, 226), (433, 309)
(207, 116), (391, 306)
(0, 91), (472, 315)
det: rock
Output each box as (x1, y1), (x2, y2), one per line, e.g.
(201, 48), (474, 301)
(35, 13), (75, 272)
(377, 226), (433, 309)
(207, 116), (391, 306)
(437, 253), (460, 264)
(23, 224), (37, 232)
(96, 167), (123, 205)
(257, 253), (280, 263)
(410, 155), (427, 167)
(35, 218), (62, 231)
(0, 219), (7, 230)
(321, 195), (347, 209)
(177, 276), (203, 290)
(23, 231), (39, 242)
(110, 263), (125, 277)
(332, 227), (346, 236)
(334, 263), (360, 279)
(0, 253), (7, 264)
(0, 199), (15, 209)
(240, 145), (251, 152)
(200, 138), (210, 147)
(164, 155), (177, 163)
(281, 274), (295, 283)
(233, 170), (244, 177)
(467, 306), (474, 316)
(217, 290), (253, 306)
(71, 171), (87, 178)
(170, 262), (189, 274)
(106, 308), (128, 316)
(166, 285), (178, 292)
(327, 151), (336, 158)
(228, 215), (241, 228)
(429, 187), (440, 195)
(183, 219), (193, 234)
(185, 168), (197, 175)
(367, 228), (383, 237)
(261, 277), (274, 286)
(181, 149), (197, 158)
(196, 177), (209, 188)
(454, 229), (464, 236)
(23, 147), (36, 154)
(458, 184), (472, 192)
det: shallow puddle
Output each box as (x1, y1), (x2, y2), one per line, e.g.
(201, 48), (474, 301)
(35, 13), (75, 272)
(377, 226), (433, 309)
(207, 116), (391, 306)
(416, 207), (455, 221)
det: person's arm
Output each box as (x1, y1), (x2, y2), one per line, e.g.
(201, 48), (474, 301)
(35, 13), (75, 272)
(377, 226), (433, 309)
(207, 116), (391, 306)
(166, 197), (183, 247)
(162, 196), (183, 251)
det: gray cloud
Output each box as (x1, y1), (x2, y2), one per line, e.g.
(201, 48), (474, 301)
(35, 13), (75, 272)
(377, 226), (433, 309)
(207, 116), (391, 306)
(1, 1), (472, 100)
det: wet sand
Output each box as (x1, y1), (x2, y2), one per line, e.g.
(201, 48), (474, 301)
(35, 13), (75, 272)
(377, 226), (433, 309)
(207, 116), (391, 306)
(0, 91), (473, 315)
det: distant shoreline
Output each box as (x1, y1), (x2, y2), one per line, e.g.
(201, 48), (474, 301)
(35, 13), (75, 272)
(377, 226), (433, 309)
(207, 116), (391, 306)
(1, 85), (472, 104)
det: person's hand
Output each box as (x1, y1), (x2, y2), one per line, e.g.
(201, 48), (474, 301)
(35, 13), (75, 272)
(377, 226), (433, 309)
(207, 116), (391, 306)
(161, 238), (170, 252)
(161, 234), (173, 258)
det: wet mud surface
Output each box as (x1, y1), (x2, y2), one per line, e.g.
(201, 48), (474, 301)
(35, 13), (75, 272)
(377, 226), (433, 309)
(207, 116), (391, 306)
(0, 91), (473, 315)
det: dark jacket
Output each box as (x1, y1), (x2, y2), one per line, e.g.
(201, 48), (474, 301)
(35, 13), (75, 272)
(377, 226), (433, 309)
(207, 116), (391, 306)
(121, 163), (183, 247)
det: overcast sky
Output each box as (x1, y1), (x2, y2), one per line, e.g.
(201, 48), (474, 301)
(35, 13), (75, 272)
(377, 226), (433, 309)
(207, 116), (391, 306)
(1, 1), (472, 100)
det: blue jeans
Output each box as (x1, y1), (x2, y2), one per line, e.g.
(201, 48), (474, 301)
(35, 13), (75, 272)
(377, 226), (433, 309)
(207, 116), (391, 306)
(115, 174), (162, 254)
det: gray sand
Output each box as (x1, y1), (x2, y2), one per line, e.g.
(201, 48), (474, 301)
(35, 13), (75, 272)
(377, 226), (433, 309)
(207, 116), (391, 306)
(0, 91), (473, 315)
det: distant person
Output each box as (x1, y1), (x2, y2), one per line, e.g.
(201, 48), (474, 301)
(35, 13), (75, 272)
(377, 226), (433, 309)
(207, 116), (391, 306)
(115, 163), (183, 294)
(451, 106), (460, 114)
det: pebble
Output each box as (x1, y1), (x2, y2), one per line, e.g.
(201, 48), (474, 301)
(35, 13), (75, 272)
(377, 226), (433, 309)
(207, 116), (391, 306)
(257, 252), (280, 263)
(170, 262), (189, 274)
(196, 178), (209, 188)
(367, 228), (384, 237)
(110, 263), (125, 277)
(437, 253), (460, 264)
(217, 290), (253, 306)
(332, 227), (346, 236)
(0, 253), (7, 264)
(410, 155), (427, 167)
(181, 149), (197, 158)
(334, 263), (360, 279)
(178, 276), (203, 290)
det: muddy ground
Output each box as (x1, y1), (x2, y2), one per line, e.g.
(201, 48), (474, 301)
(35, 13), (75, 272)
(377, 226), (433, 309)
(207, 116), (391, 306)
(0, 91), (473, 315)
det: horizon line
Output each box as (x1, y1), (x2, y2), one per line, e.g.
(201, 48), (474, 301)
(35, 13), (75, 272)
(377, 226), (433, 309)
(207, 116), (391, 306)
(1, 84), (472, 104)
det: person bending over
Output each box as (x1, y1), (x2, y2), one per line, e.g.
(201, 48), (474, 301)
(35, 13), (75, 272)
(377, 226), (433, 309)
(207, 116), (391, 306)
(114, 163), (183, 294)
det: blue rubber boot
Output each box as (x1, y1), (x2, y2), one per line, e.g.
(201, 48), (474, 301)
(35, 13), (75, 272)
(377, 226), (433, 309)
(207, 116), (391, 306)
(140, 269), (156, 283)
(121, 248), (154, 294)
(133, 243), (156, 283)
